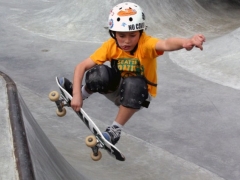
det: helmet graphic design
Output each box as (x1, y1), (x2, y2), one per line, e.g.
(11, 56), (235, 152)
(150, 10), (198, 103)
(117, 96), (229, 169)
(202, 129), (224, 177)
(118, 8), (137, 16)
(108, 2), (145, 32)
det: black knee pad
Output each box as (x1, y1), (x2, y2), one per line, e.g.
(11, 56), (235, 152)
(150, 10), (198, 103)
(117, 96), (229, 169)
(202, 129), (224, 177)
(120, 76), (149, 109)
(85, 65), (121, 94)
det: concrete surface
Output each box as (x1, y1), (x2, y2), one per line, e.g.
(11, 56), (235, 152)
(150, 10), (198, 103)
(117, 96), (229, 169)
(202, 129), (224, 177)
(19, 92), (89, 180)
(0, 0), (240, 179)
(0, 76), (18, 180)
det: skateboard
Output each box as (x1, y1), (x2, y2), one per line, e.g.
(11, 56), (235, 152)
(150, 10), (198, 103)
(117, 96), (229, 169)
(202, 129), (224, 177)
(48, 77), (125, 161)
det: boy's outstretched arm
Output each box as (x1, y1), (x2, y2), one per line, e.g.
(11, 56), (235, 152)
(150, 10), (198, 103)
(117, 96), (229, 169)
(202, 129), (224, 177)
(155, 34), (206, 52)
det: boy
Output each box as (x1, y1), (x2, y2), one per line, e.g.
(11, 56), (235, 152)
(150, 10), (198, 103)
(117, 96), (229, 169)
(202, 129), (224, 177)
(60, 2), (205, 145)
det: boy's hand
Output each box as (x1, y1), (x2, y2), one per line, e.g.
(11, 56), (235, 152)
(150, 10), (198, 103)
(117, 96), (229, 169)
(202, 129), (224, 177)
(71, 94), (83, 112)
(183, 34), (206, 51)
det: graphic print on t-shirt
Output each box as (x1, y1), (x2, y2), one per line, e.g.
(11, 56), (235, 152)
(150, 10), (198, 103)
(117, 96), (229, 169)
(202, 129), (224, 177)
(117, 57), (144, 77)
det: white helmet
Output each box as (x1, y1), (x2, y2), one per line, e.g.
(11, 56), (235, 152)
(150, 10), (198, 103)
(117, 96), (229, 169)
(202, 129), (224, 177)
(108, 2), (145, 32)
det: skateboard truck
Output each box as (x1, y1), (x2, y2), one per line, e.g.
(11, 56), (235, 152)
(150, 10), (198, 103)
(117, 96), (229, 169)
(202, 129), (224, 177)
(48, 91), (67, 117)
(85, 135), (102, 161)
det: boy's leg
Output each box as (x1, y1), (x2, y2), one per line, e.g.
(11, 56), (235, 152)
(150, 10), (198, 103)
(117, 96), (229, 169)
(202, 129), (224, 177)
(103, 76), (150, 145)
(58, 77), (92, 100)
(102, 105), (137, 145)
(60, 59), (120, 98)
(81, 85), (92, 100)
(115, 105), (138, 126)
(85, 64), (121, 94)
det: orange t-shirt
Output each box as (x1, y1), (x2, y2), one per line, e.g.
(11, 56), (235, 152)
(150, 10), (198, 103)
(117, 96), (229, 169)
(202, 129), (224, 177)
(90, 32), (164, 97)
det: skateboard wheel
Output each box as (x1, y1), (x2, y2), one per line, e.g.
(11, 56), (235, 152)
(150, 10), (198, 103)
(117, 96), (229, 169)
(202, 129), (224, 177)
(91, 150), (102, 161)
(49, 91), (60, 101)
(56, 108), (66, 117)
(85, 135), (97, 147)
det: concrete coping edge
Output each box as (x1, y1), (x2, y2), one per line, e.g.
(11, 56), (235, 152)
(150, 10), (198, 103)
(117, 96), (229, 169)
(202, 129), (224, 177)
(0, 71), (35, 180)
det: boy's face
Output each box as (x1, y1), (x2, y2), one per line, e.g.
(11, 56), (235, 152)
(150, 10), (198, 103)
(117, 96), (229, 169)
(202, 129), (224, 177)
(115, 31), (141, 52)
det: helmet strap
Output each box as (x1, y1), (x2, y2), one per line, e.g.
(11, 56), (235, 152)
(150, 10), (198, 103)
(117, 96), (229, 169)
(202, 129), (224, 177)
(109, 30), (122, 50)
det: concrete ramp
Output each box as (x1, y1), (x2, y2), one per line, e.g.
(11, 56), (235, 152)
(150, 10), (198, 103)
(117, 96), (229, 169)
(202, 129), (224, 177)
(0, 71), (224, 180)
(0, 72), (89, 180)
(7, 0), (240, 89)
(1, 0), (240, 180)
(8, 0), (240, 42)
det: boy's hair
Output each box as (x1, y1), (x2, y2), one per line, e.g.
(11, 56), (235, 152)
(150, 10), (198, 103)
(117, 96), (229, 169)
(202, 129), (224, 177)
(108, 30), (143, 39)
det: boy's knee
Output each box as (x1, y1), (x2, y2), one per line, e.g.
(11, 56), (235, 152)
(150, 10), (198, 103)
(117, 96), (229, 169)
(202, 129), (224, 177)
(85, 64), (121, 94)
(120, 76), (149, 109)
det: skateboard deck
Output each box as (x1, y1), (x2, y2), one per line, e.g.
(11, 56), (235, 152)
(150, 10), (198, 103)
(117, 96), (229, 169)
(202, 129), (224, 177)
(48, 77), (125, 161)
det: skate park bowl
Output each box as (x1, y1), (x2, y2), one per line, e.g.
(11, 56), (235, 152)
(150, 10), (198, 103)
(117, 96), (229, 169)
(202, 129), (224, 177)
(0, 0), (240, 179)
